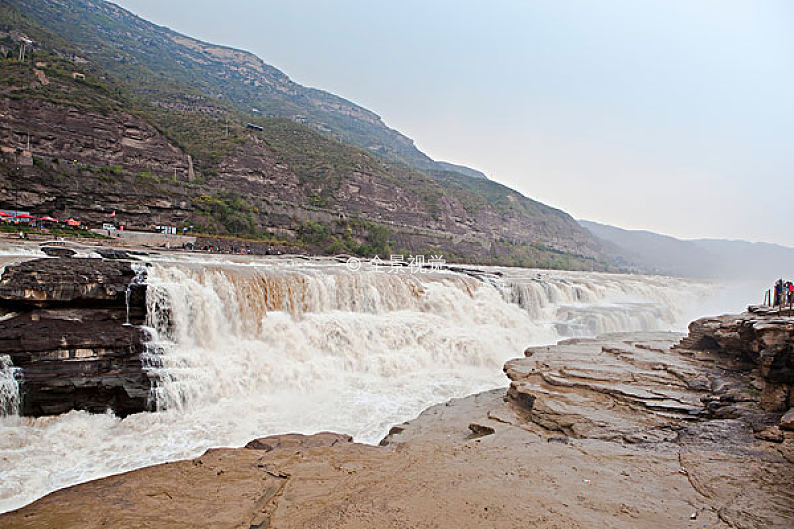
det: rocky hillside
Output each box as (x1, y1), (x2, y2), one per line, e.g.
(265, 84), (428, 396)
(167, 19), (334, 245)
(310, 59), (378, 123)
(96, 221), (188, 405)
(0, 0), (613, 269)
(6, 0), (480, 179)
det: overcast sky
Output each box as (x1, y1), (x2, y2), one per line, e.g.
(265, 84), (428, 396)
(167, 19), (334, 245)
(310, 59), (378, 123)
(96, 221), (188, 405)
(113, 0), (794, 246)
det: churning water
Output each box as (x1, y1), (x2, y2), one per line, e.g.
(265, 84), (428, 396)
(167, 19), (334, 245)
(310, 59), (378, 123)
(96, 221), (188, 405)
(0, 254), (736, 513)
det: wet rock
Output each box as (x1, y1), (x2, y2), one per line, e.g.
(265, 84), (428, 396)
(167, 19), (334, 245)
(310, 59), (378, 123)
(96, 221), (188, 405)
(40, 246), (76, 258)
(781, 408), (794, 430)
(0, 257), (146, 309)
(95, 249), (139, 260)
(0, 257), (151, 416)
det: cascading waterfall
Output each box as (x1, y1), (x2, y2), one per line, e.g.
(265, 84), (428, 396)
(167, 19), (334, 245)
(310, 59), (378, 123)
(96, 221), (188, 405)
(0, 354), (20, 417)
(140, 263), (549, 412)
(0, 256), (720, 514)
(497, 270), (702, 336)
(138, 261), (708, 413)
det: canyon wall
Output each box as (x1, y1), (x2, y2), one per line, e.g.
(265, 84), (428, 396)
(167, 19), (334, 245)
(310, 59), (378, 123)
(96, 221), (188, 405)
(0, 257), (151, 416)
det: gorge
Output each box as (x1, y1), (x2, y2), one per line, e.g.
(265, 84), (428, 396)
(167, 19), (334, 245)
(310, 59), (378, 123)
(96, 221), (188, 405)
(0, 245), (790, 527)
(0, 243), (732, 514)
(0, 1), (791, 526)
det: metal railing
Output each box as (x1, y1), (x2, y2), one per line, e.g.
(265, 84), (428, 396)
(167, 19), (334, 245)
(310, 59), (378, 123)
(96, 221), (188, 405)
(763, 287), (794, 315)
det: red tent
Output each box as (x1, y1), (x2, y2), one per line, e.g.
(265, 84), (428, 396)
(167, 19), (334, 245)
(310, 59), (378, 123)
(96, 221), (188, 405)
(39, 216), (59, 222)
(15, 213), (36, 219)
(65, 218), (81, 226)
(0, 212), (10, 217)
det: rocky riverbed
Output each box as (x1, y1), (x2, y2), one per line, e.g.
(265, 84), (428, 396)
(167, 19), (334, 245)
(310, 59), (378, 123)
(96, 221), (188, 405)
(1, 311), (791, 528)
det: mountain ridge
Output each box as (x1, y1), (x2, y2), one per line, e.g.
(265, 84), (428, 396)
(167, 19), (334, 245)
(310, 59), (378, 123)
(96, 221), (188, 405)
(0, 0), (614, 270)
(580, 219), (794, 279)
(19, 0), (483, 180)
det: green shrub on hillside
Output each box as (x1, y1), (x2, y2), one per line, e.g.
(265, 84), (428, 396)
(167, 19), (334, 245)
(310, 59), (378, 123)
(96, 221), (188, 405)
(193, 193), (260, 236)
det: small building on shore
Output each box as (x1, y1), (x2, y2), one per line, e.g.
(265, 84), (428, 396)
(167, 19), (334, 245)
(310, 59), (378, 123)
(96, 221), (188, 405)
(154, 224), (177, 235)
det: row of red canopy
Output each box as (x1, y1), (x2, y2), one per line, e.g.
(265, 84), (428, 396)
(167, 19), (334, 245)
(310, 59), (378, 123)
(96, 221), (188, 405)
(1, 212), (79, 224)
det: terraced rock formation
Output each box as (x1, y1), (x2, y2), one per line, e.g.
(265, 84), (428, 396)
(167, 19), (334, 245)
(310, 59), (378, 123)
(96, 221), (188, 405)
(0, 257), (151, 416)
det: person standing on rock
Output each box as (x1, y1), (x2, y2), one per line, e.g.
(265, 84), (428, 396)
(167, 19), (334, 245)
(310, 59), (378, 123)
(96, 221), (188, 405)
(787, 281), (794, 305)
(773, 279), (783, 307)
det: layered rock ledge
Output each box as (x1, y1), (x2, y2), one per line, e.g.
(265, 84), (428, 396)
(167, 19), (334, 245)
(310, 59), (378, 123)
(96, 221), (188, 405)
(0, 257), (152, 416)
(1, 314), (791, 528)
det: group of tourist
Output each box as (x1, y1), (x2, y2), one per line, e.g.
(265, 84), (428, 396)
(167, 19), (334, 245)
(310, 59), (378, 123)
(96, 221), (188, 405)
(772, 278), (794, 307)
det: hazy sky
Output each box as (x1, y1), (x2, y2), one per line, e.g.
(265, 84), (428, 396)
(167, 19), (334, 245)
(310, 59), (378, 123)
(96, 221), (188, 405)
(113, 0), (794, 246)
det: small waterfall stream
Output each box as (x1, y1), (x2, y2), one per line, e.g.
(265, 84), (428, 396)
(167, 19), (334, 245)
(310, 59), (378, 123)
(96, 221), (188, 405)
(0, 355), (20, 417)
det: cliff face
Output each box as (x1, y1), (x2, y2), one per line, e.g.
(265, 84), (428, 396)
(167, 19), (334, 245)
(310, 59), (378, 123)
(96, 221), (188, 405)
(0, 97), (189, 175)
(678, 311), (793, 412)
(0, 0), (612, 270)
(0, 257), (151, 416)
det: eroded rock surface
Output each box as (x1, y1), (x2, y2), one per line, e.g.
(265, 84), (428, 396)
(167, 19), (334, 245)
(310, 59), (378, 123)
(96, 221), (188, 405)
(0, 257), (151, 416)
(504, 328), (793, 528)
(681, 311), (794, 400)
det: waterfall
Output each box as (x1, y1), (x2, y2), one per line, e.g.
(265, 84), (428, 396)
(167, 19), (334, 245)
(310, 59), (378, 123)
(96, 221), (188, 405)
(0, 257), (719, 514)
(140, 263), (548, 411)
(497, 270), (702, 336)
(0, 355), (20, 417)
(139, 261), (707, 412)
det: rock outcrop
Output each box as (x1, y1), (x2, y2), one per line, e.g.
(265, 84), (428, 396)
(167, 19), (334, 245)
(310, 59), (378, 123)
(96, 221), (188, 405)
(0, 257), (152, 416)
(679, 310), (793, 399)
(505, 311), (793, 441)
(502, 323), (793, 527)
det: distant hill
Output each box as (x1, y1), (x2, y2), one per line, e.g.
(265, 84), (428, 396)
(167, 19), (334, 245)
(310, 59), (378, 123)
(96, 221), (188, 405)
(0, 0), (613, 270)
(580, 220), (794, 280)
